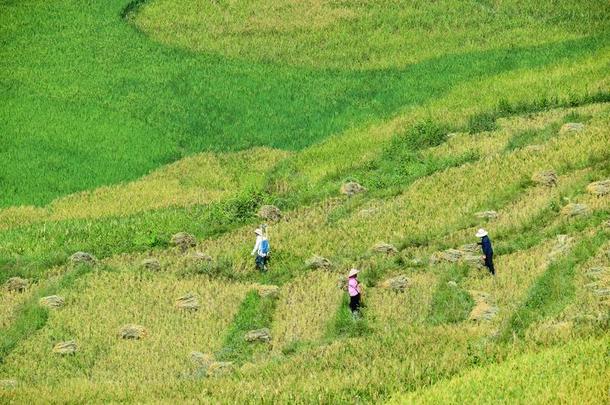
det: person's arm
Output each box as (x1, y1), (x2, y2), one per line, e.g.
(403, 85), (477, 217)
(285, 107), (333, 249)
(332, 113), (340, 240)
(251, 237), (260, 256)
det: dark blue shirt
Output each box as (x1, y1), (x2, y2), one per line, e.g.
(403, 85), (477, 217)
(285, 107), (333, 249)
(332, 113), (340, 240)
(479, 235), (493, 257)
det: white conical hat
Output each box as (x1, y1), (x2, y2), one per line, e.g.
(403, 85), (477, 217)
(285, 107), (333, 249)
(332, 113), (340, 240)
(348, 268), (359, 278)
(476, 228), (488, 238)
(254, 228), (263, 236)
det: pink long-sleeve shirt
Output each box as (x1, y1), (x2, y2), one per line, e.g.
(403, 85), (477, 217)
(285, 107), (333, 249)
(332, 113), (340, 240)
(348, 278), (361, 297)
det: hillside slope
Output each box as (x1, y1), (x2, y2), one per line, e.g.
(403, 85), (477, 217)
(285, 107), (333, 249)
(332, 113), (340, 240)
(1, 0), (609, 403)
(1, 103), (609, 403)
(0, 0), (608, 206)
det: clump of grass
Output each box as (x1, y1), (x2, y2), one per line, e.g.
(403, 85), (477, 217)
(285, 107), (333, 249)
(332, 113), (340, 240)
(325, 193), (367, 225)
(280, 339), (315, 356)
(121, 0), (148, 20)
(357, 129), (479, 193)
(398, 234), (431, 251)
(360, 264), (384, 288)
(0, 302), (48, 364)
(467, 111), (498, 133)
(178, 255), (240, 281)
(562, 111), (593, 124)
(398, 119), (449, 150)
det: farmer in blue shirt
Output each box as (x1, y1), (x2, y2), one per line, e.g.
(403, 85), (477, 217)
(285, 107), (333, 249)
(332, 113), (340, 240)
(251, 227), (270, 272)
(476, 228), (495, 275)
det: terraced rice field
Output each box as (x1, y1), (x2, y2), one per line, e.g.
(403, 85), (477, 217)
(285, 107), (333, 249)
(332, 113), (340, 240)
(1, 0), (609, 403)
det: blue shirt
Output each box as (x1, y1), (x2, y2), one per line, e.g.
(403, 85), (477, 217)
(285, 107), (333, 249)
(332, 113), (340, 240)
(480, 235), (493, 257)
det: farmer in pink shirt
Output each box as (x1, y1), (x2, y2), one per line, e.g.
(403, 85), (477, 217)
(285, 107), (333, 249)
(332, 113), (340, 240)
(347, 268), (362, 314)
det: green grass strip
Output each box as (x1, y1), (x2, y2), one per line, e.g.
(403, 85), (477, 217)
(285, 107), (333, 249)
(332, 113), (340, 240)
(326, 294), (371, 340)
(215, 290), (277, 364)
(500, 228), (609, 342)
(504, 110), (594, 153)
(427, 265), (475, 325)
(0, 263), (98, 363)
(497, 209), (610, 257)
(467, 91), (610, 134)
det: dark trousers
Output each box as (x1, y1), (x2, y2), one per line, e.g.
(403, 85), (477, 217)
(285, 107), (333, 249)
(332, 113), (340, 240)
(349, 294), (361, 312)
(485, 255), (495, 275)
(255, 255), (269, 271)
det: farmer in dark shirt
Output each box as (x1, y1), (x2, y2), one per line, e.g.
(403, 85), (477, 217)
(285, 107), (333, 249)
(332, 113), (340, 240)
(476, 228), (495, 275)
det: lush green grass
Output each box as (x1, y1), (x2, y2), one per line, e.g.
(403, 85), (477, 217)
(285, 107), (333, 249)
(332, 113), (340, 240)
(0, 301), (48, 365)
(505, 123), (561, 152)
(471, 91), (610, 135)
(1, 0), (609, 207)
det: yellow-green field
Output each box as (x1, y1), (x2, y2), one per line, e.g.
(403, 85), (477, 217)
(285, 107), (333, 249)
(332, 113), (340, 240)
(1, 0), (609, 403)
(2, 102), (609, 403)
